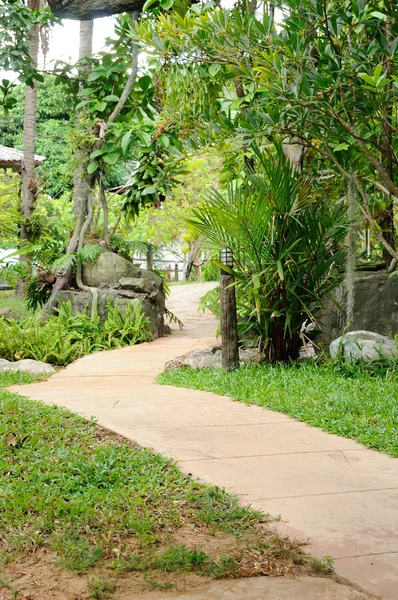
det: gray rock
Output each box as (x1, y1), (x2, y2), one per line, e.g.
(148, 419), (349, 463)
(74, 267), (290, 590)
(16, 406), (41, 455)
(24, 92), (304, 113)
(0, 307), (19, 321)
(0, 359), (56, 374)
(58, 252), (166, 339)
(117, 289), (147, 300)
(83, 251), (142, 288)
(165, 346), (263, 370)
(330, 330), (398, 363)
(119, 276), (156, 295)
(0, 358), (11, 369)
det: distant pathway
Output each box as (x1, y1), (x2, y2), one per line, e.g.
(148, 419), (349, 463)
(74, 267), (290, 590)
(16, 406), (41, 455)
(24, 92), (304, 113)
(11, 283), (398, 600)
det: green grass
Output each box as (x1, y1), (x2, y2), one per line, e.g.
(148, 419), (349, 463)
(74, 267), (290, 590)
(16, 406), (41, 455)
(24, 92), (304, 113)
(0, 290), (32, 320)
(158, 360), (398, 456)
(0, 371), (268, 581)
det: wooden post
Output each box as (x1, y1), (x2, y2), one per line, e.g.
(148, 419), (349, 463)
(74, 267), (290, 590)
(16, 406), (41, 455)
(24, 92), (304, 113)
(174, 263), (179, 281)
(220, 271), (239, 371)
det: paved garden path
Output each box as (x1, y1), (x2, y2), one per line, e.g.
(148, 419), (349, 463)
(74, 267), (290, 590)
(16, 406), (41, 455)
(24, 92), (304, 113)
(10, 283), (398, 600)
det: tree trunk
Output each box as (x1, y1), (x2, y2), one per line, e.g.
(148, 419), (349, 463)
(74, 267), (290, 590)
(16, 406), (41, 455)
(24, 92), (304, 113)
(15, 18), (40, 297)
(74, 20), (94, 217)
(47, 0), (145, 19)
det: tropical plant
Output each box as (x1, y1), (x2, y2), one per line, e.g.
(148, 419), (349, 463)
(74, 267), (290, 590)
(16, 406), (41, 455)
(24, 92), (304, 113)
(137, 0), (398, 264)
(0, 300), (151, 366)
(188, 147), (348, 362)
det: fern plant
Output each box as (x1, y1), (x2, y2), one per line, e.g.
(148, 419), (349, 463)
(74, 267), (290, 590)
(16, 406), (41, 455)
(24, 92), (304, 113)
(0, 300), (151, 366)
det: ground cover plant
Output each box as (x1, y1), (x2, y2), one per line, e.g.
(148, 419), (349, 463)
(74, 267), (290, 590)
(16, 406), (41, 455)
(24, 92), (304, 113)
(158, 360), (398, 456)
(0, 373), (316, 598)
(0, 300), (151, 366)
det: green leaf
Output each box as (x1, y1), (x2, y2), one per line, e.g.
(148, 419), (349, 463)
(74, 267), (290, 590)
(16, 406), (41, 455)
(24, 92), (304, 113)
(160, 0), (174, 9)
(121, 131), (132, 154)
(90, 149), (105, 159)
(76, 99), (91, 110)
(103, 153), (120, 165)
(370, 11), (387, 21)
(277, 260), (284, 281)
(140, 131), (152, 146)
(87, 161), (99, 174)
(103, 95), (119, 102)
(142, 184), (157, 195)
(158, 134), (170, 148)
(209, 63), (221, 77)
(80, 87), (96, 96)
(143, 0), (157, 11)
(138, 75), (152, 91)
(334, 143), (350, 151)
(93, 101), (107, 112)
(87, 71), (103, 82)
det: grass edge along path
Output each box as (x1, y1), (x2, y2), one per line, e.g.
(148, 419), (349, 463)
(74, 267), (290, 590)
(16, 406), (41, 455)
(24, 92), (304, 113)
(157, 361), (398, 457)
(0, 371), (324, 598)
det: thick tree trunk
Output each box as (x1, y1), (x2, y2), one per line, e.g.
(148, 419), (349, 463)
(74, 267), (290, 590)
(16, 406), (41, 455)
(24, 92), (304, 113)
(16, 21), (40, 297)
(47, 0), (145, 19)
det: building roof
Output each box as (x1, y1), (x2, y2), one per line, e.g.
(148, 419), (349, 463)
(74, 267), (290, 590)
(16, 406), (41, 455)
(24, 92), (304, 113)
(0, 145), (46, 172)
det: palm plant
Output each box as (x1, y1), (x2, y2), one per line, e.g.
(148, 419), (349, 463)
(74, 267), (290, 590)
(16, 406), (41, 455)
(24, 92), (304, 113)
(188, 146), (348, 362)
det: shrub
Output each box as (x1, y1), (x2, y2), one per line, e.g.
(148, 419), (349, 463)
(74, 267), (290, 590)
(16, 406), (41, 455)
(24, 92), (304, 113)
(0, 300), (151, 366)
(188, 146), (348, 362)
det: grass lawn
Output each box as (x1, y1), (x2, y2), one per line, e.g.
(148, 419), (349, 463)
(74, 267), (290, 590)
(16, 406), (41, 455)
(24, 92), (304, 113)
(158, 361), (398, 457)
(0, 290), (32, 320)
(0, 371), (317, 599)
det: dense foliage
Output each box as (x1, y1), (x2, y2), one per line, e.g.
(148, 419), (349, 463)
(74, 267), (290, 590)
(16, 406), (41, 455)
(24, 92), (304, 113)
(0, 300), (151, 365)
(189, 147), (348, 361)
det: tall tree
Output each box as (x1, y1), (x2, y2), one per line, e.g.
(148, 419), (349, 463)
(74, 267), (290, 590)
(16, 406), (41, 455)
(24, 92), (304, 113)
(16, 0), (47, 296)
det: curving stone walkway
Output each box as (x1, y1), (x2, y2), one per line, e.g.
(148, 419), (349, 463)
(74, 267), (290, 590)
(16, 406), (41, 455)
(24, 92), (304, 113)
(10, 283), (398, 600)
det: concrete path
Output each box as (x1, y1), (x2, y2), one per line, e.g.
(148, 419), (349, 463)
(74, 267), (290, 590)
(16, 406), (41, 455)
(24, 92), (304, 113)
(123, 576), (374, 600)
(10, 283), (398, 600)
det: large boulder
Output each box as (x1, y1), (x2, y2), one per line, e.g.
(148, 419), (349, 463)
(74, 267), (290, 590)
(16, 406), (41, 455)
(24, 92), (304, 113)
(330, 331), (398, 363)
(0, 358), (55, 375)
(57, 252), (165, 339)
(83, 251), (142, 288)
(47, 0), (145, 20)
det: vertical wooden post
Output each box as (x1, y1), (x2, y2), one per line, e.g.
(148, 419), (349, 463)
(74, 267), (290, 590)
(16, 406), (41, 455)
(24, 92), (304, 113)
(220, 270), (239, 372)
(174, 263), (179, 281)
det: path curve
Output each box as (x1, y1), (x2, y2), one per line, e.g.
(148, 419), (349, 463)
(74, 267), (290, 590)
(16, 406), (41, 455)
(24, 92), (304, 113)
(11, 283), (398, 600)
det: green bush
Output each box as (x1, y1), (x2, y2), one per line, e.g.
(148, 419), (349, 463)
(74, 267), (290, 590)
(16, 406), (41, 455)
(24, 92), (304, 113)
(201, 259), (219, 282)
(0, 300), (151, 366)
(188, 145), (348, 362)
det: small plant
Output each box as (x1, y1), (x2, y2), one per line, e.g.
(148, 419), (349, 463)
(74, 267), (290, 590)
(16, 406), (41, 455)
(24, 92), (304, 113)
(88, 577), (116, 599)
(311, 556), (334, 575)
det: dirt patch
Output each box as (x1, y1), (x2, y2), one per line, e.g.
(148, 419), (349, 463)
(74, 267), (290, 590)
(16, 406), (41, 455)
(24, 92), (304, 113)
(0, 523), (316, 600)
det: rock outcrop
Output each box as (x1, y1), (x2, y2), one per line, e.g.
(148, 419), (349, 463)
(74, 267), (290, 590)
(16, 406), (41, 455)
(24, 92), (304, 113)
(56, 252), (165, 338)
(0, 358), (55, 375)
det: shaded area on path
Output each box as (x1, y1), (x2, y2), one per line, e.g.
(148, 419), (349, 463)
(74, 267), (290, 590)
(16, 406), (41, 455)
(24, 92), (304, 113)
(10, 282), (397, 599)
